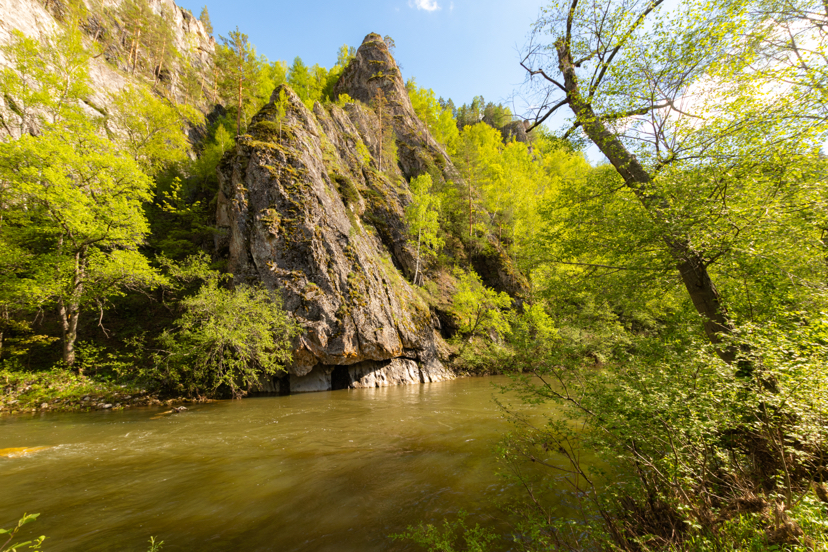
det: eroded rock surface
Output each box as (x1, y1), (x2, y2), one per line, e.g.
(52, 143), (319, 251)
(216, 83), (452, 390)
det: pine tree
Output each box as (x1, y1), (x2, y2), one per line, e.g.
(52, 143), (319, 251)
(198, 6), (213, 35)
(216, 28), (259, 135)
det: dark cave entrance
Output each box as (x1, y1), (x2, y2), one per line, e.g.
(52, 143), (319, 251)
(331, 366), (351, 391)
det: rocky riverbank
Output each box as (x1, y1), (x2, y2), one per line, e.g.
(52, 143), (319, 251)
(0, 368), (200, 416)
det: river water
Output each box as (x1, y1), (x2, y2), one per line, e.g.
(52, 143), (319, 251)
(0, 376), (559, 551)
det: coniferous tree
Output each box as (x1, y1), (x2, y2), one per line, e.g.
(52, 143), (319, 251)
(216, 28), (259, 135)
(198, 6), (213, 35)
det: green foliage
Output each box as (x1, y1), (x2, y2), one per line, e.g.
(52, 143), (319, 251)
(0, 513), (163, 551)
(190, 123), (234, 190)
(406, 78), (460, 155)
(117, 0), (181, 86)
(287, 56), (342, 109)
(0, 513), (44, 552)
(393, 511), (498, 552)
(149, 255), (300, 398)
(148, 176), (216, 259)
(405, 174), (443, 285)
(451, 269), (511, 339)
(335, 93), (355, 108)
(489, 304), (828, 550)
(0, 28), (91, 138)
(455, 96), (512, 130)
(198, 6), (212, 35)
(335, 44), (356, 69)
(107, 86), (203, 175)
(216, 28), (261, 135)
(0, 360), (143, 413)
(0, 123), (161, 365)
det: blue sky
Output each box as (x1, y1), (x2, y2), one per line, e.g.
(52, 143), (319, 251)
(176, 0), (545, 114)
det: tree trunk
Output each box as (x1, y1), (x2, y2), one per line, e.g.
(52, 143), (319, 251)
(131, 29), (141, 75)
(414, 228), (422, 286)
(59, 246), (87, 369)
(213, 65), (218, 103)
(237, 75), (242, 135)
(555, 39), (740, 366)
(154, 42), (166, 87)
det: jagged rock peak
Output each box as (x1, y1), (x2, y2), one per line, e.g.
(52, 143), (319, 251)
(336, 33), (530, 299)
(215, 83), (452, 394)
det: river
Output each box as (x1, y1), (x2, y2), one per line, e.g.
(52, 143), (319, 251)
(0, 375), (564, 551)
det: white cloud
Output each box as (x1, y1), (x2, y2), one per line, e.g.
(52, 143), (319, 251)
(409, 0), (440, 11)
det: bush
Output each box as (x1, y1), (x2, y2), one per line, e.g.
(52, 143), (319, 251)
(149, 256), (300, 398)
(492, 311), (828, 551)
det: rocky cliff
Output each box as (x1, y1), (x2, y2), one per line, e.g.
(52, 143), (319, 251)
(334, 33), (529, 298)
(215, 83), (454, 394)
(0, 0), (214, 114)
(215, 33), (531, 394)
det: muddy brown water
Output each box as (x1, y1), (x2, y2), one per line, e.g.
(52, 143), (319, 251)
(0, 376), (567, 551)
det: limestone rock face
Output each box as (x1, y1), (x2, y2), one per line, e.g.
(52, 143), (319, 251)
(219, 32), (533, 394)
(216, 84), (452, 389)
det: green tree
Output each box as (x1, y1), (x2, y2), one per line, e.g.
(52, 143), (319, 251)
(107, 86), (203, 174)
(198, 6), (213, 35)
(0, 28), (90, 139)
(405, 174), (443, 285)
(0, 126), (159, 367)
(335, 44), (356, 69)
(152, 255), (300, 398)
(521, 0), (828, 365)
(451, 269), (512, 340)
(216, 28), (260, 135)
(406, 78), (460, 155)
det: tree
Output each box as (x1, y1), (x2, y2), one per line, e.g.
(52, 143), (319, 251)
(107, 86), (202, 174)
(405, 174), (443, 285)
(216, 28), (259, 135)
(451, 269), (512, 340)
(336, 44), (356, 69)
(0, 126), (159, 367)
(119, 0), (153, 75)
(383, 35), (397, 57)
(198, 6), (213, 35)
(406, 78), (460, 155)
(521, 0), (828, 365)
(152, 255), (300, 398)
(0, 28), (90, 139)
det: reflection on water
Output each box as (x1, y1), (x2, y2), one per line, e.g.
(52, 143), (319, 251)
(0, 376), (548, 551)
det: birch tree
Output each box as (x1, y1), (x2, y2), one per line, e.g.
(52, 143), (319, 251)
(405, 174), (443, 285)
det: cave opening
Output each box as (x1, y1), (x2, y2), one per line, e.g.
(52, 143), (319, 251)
(331, 365), (351, 391)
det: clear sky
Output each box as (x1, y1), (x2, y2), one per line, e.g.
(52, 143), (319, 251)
(175, 0), (545, 114)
